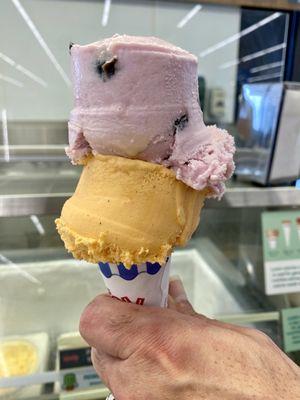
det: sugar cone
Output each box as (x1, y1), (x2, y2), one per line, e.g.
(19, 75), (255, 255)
(56, 155), (206, 267)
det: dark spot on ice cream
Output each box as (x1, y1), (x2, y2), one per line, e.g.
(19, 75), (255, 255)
(69, 42), (74, 54)
(96, 60), (106, 78)
(173, 114), (188, 135)
(184, 161), (190, 165)
(96, 56), (118, 81)
(103, 57), (118, 77)
(174, 114), (188, 130)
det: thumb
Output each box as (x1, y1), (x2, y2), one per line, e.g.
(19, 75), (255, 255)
(79, 294), (145, 360)
(169, 276), (197, 316)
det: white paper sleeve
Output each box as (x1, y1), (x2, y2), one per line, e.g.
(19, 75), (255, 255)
(98, 257), (171, 308)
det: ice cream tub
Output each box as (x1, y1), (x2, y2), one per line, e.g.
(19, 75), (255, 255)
(281, 220), (291, 247)
(266, 229), (279, 250)
(98, 257), (171, 308)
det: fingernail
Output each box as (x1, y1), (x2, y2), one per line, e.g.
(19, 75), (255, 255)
(169, 274), (181, 282)
(169, 275), (188, 303)
(168, 294), (175, 307)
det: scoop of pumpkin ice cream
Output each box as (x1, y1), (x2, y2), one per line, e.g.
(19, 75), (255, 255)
(56, 155), (206, 267)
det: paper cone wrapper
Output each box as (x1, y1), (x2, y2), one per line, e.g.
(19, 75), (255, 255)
(98, 257), (171, 308)
(99, 258), (171, 399)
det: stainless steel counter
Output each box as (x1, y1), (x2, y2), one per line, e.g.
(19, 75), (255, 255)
(206, 186), (300, 208)
(0, 186), (299, 217)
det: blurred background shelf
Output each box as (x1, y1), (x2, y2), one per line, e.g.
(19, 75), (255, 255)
(0, 186), (299, 216)
(206, 186), (300, 208)
(0, 145), (66, 161)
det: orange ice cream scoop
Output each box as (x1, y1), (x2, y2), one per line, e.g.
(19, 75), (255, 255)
(56, 155), (206, 267)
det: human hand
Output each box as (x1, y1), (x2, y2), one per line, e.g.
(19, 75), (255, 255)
(80, 277), (300, 400)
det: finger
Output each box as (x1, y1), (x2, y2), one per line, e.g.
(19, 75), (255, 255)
(92, 349), (132, 400)
(167, 294), (177, 310)
(169, 277), (223, 326)
(79, 294), (146, 359)
(91, 348), (120, 391)
(169, 275), (188, 303)
(169, 276), (197, 316)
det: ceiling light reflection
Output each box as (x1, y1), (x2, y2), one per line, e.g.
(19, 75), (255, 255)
(219, 43), (286, 70)
(11, 0), (71, 86)
(248, 72), (282, 83)
(177, 4), (202, 28)
(0, 73), (23, 88)
(250, 61), (284, 74)
(1, 109), (9, 162)
(0, 253), (41, 285)
(15, 64), (47, 86)
(0, 52), (15, 66)
(0, 51), (47, 87)
(30, 215), (45, 235)
(102, 0), (111, 27)
(199, 12), (282, 57)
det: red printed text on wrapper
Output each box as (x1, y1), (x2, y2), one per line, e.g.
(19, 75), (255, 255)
(108, 290), (145, 305)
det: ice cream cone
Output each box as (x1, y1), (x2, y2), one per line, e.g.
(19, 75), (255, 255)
(266, 229), (279, 250)
(56, 35), (235, 400)
(282, 220), (291, 247)
(55, 154), (205, 400)
(99, 257), (171, 400)
(99, 258), (171, 308)
(56, 155), (206, 267)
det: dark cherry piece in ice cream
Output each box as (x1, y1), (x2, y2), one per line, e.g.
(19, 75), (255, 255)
(96, 56), (118, 81)
(173, 114), (188, 134)
(69, 42), (74, 54)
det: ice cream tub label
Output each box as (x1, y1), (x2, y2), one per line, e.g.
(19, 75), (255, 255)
(281, 307), (300, 353)
(262, 211), (300, 295)
(59, 347), (101, 391)
(98, 257), (171, 307)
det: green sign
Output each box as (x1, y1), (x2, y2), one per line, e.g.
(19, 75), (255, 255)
(261, 211), (300, 295)
(282, 307), (300, 352)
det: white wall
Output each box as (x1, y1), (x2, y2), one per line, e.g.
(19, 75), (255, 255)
(0, 0), (240, 123)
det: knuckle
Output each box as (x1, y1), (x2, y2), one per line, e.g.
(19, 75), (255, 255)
(79, 295), (109, 343)
(105, 311), (138, 349)
(130, 316), (167, 353)
(91, 349), (116, 390)
(79, 309), (92, 341)
(80, 295), (104, 324)
(91, 348), (102, 369)
(91, 349), (107, 381)
(104, 302), (144, 334)
(107, 311), (136, 332)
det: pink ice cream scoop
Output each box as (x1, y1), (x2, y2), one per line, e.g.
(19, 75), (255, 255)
(67, 34), (235, 198)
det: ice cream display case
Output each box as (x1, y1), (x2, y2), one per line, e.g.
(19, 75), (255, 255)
(1, 0), (300, 399)
(235, 82), (300, 185)
(1, 180), (300, 399)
